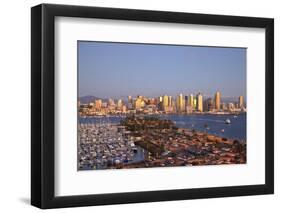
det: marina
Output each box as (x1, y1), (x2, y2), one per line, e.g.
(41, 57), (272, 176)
(78, 115), (246, 170)
(78, 123), (146, 170)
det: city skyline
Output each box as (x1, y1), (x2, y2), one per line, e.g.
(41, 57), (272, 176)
(78, 41), (246, 99)
(78, 41), (247, 170)
(79, 92), (244, 102)
(79, 91), (246, 116)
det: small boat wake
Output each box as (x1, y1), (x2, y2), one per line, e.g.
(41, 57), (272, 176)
(175, 118), (226, 124)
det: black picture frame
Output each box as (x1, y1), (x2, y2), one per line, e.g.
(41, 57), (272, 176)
(31, 3), (274, 209)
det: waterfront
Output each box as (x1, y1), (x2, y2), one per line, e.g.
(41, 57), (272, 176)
(77, 42), (247, 170)
(79, 113), (246, 141)
(78, 114), (246, 170)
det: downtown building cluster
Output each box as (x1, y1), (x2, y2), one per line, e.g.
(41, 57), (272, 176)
(79, 91), (246, 116)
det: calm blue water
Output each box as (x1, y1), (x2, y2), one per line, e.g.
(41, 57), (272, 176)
(79, 113), (246, 141)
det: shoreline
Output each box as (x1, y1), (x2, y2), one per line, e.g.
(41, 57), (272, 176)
(79, 111), (246, 118)
(79, 113), (246, 142)
(78, 116), (246, 170)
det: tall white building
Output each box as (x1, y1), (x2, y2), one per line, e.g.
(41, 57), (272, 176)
(197, 93), (203, 112)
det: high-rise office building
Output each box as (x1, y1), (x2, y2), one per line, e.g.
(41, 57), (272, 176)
(184, 95), (188, 107)
(158, 96), (163, 103)
(163, 95), (169, 111)
(239, 96), (244, 108)
(168, 96), (173, 107)
(182, 94), (185, 111)
(197, 93), (203, 112)
(203, 98), (213, 112)
(214, 91), (221, 110)
(176, 93), (184, 112)
(176, 95), (180, 111)
(193, 97), (197, 109)
(188, 94), (194, 108)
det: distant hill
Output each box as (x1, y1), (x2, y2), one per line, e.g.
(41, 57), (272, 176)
(79, 96), (129, 104)
(79, 96), (104, 104)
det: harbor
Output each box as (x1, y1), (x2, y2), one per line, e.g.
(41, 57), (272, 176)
(78, 123), (146, 170)
(79, 113), (246, 141)
(78, 115), (246, 170)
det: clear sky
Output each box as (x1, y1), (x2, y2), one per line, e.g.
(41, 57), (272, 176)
(78, 41), (246, 100)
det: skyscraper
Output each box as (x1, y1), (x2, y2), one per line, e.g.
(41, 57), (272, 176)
(158, 96), (163, 103)
(193, 97), (197, 109)
(182, 94), (186, 111)
(163, 95), (169, 111)
(203, 98), (213, 112)
(176, 93), (184, 112)
(214, 91), (221, 110)
(239, 96), (244, 108)
(188, 94), (194, 108)
(184, 95), (188, 107)
(168, 96), (173, 107)
(197, 93), (203, 112)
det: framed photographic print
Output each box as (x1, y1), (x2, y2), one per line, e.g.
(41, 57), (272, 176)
(31, 3), (274, 209)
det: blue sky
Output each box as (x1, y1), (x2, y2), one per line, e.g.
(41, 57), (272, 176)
(78, 41), (246, 100)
